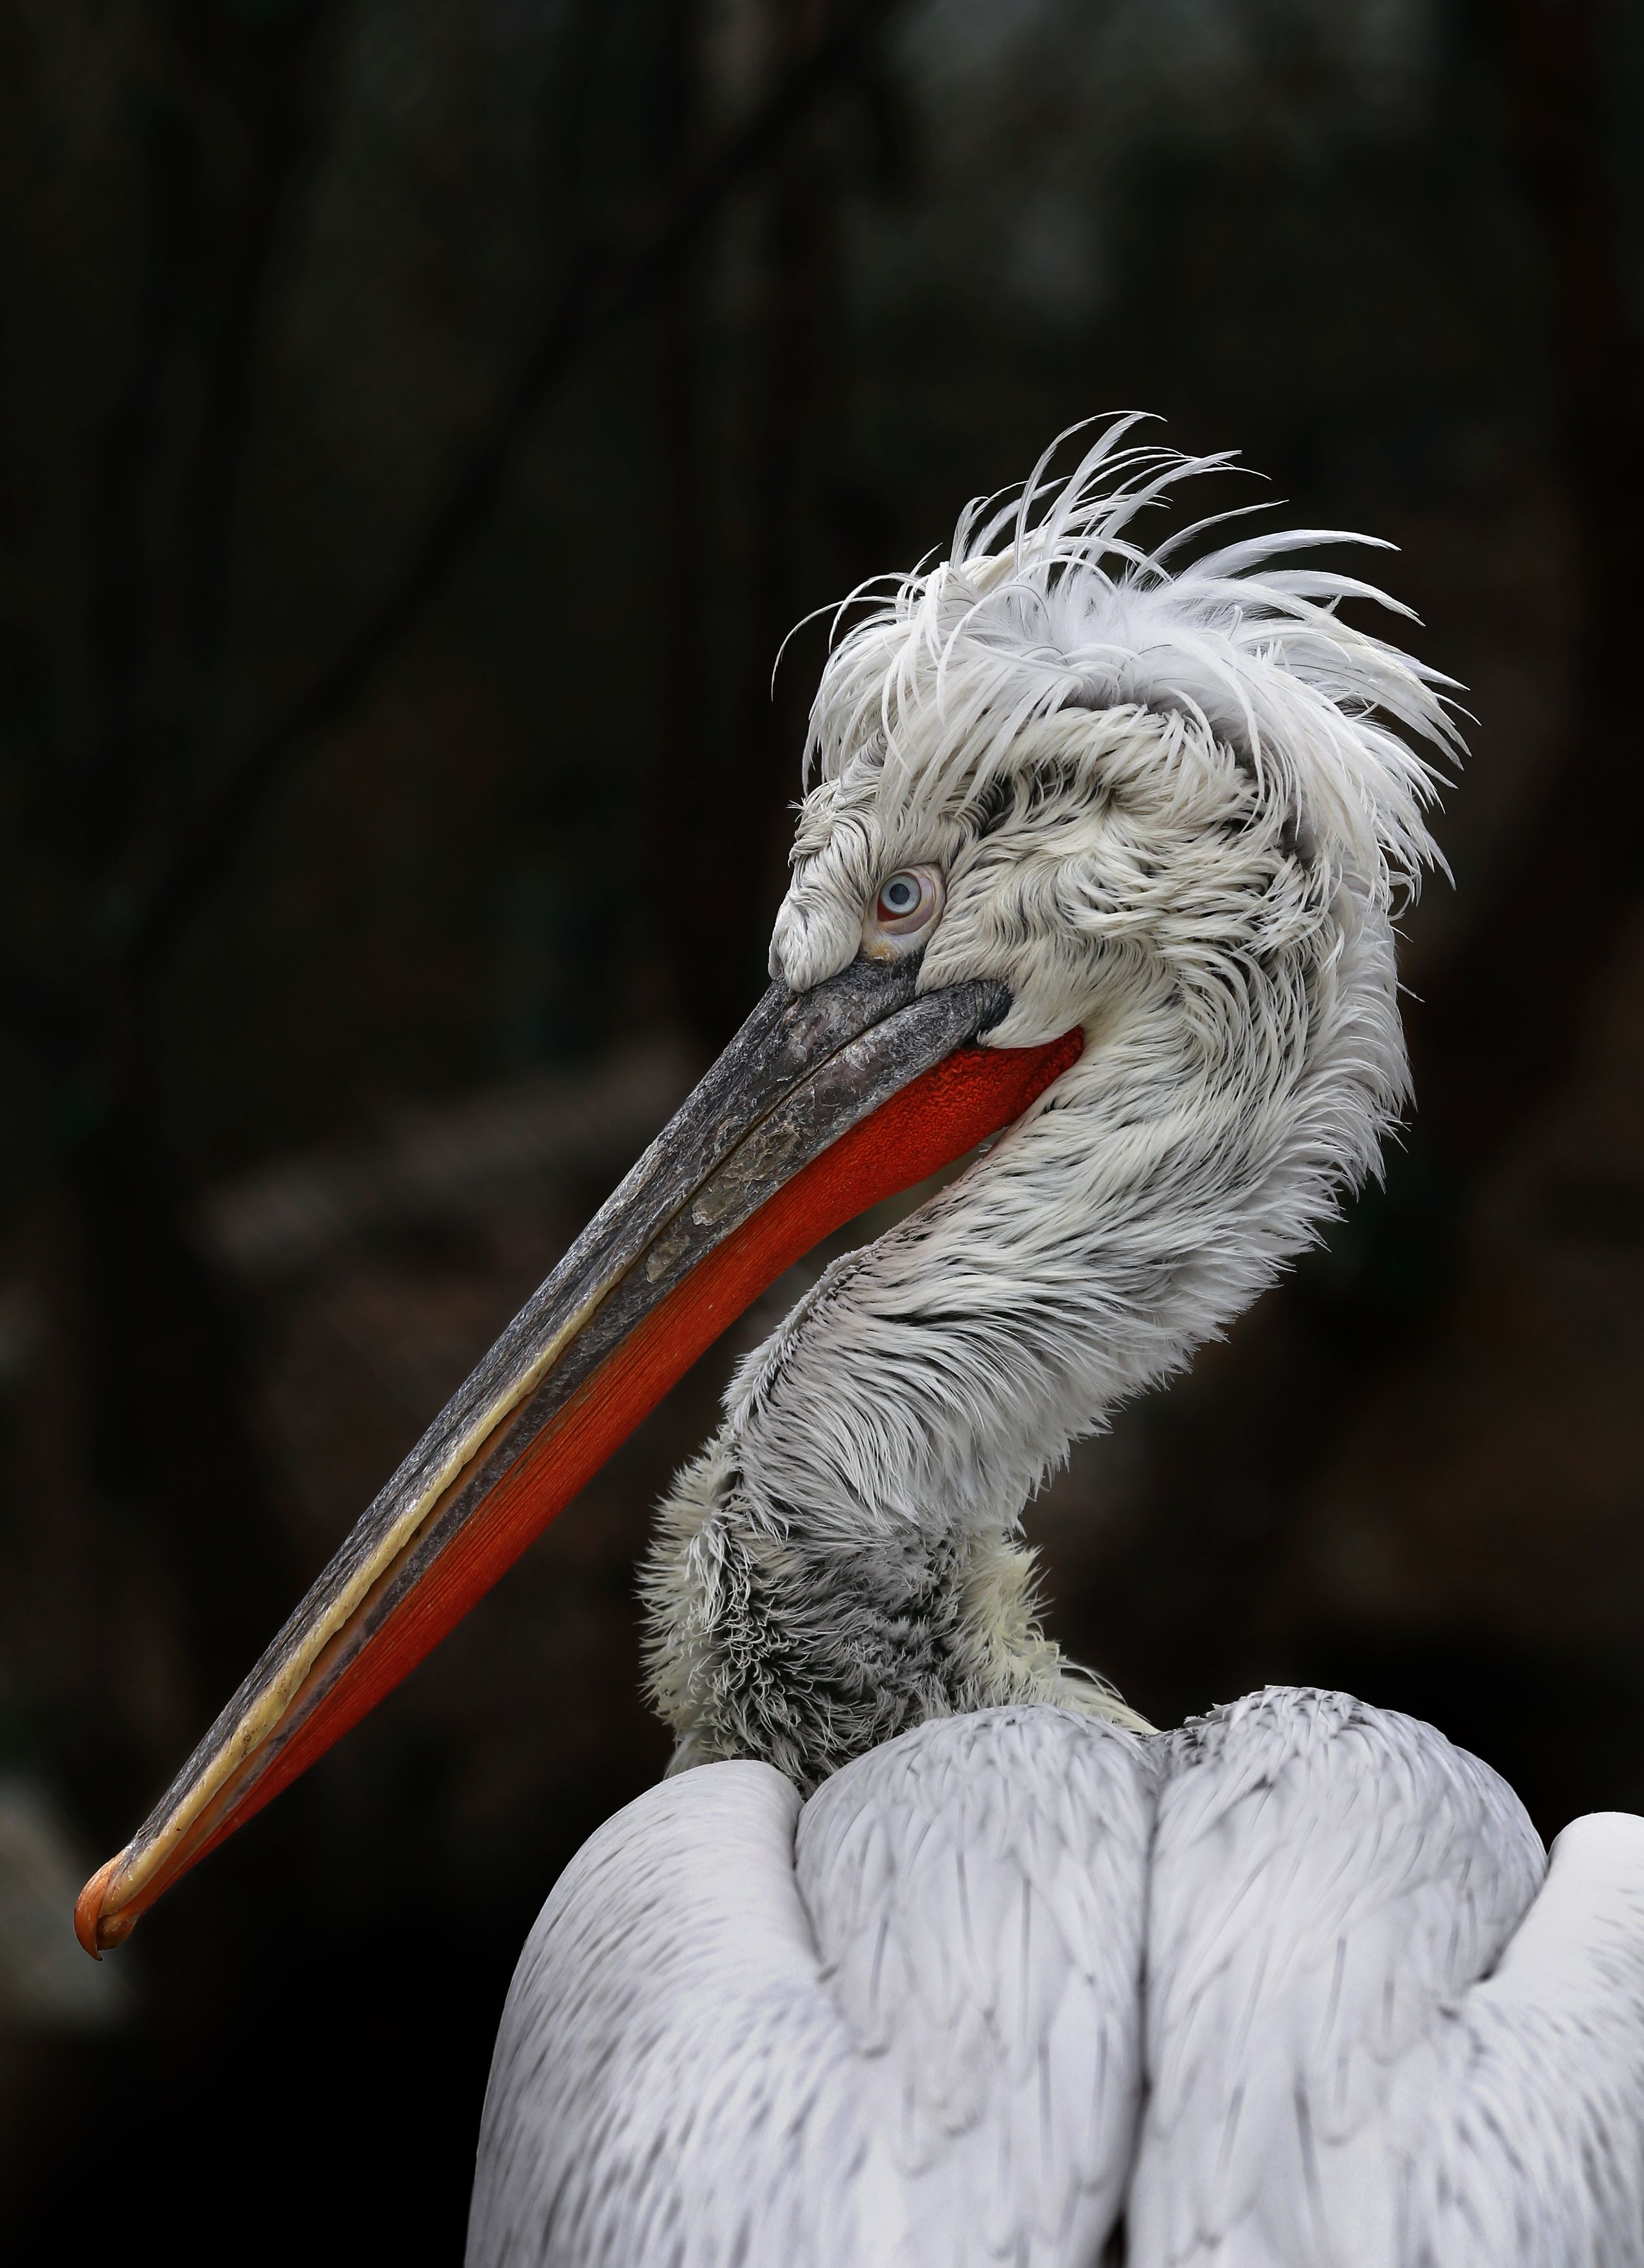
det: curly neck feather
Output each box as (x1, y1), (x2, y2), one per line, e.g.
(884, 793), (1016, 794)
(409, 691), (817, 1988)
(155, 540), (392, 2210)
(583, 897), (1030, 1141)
(642, 875), (1402, 1792)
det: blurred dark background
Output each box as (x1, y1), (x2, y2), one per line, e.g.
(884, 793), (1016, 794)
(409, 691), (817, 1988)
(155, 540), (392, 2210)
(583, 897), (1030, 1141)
(1, 0), (1641, 2254)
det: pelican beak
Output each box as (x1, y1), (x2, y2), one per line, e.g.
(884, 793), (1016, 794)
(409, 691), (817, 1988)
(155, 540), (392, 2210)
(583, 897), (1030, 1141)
(76, 956), (1082, 1956)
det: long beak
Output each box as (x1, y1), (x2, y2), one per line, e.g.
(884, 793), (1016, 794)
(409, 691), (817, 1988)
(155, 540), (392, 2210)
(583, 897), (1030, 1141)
(76, 955), (1082, 1955)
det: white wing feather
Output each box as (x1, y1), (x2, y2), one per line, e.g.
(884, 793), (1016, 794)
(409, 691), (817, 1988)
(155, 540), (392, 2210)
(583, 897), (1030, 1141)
(466, 1759), (871, 2268)
(1131, 1687), (1644, 2268)
(796, 1707), (1154, 2266)
(467, 1708), (1153, 2268)
(1378, 1808), (1644, 2265)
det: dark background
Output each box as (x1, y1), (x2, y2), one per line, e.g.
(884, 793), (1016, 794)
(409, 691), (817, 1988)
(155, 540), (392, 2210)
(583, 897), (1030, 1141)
(1, 0), (1641, 2256)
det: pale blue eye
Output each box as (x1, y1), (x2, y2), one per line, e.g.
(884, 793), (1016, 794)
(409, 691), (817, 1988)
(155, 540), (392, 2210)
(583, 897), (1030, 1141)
(867, 864), (945, 946)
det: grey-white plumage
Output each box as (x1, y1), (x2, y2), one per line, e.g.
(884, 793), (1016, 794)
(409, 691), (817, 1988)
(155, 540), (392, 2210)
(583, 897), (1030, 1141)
(465, 424), (1644, 2265)
(470, 1694), (1644, 2268)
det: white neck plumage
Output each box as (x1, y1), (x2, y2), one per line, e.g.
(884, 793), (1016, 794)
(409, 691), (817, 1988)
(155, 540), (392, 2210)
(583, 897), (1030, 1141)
(643, 870), (1405, 1790)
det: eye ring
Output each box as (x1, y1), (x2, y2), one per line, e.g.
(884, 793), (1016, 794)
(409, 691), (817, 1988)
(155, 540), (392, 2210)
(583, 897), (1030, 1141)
(863, 864), (945, 958)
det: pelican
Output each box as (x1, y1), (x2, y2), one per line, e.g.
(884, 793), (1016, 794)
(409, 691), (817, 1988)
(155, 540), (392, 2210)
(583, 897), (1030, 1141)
(76, 421), (1644, 2265)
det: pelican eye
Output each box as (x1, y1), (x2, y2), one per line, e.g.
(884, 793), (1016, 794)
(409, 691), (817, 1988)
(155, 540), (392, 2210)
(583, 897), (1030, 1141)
(863, 864), (945, 957)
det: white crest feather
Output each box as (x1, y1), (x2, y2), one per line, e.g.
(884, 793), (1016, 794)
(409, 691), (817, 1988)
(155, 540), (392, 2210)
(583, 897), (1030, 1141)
(804, 417), (1459, 907)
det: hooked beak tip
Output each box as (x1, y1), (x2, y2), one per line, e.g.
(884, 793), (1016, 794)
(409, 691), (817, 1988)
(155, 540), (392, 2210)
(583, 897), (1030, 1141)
(75, 1855), (131, 1959)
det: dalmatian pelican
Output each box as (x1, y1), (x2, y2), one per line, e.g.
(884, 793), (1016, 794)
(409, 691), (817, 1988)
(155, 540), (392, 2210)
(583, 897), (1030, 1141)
(76, 421), (1644, 2265)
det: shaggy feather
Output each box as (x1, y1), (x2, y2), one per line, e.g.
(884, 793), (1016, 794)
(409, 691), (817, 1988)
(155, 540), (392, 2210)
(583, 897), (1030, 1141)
(643, 422), (1458, 1792)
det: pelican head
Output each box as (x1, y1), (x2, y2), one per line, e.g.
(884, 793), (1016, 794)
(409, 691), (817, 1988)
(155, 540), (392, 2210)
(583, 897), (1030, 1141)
(76, 419), (1455, 1952)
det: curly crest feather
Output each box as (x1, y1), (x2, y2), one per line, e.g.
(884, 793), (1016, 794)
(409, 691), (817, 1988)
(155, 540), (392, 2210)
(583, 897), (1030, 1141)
(804, 415), (1457, 908)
